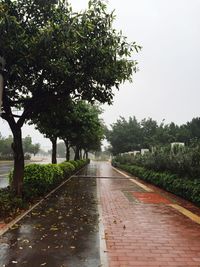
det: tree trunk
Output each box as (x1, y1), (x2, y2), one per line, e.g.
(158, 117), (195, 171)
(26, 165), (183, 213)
(74, 146), (80, 160)
(51, 137), (57, 164)
(80, 149), (82, 160)
(83, 150), (88, 159)
(64, 139), (70, 161)
(2, 93), (31, 196)
(11, 127), (24, 196)
(86, 150), (89, 159)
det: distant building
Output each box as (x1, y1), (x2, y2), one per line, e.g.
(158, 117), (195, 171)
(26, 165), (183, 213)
(133, 151), (140, 156)
(171, 142), (185, 148)
(141, 149), (150, 155)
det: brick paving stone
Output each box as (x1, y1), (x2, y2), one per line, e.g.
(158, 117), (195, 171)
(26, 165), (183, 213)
(0, 223), (6, 229)
(98, 162), (200, 267)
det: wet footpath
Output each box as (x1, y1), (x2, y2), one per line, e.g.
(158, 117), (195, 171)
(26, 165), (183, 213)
(1, 161), (200, 267)
(0, 163), (100, 267)
(98, 162), (200, 267)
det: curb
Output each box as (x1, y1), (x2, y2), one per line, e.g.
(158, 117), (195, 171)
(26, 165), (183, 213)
(97, 178), (109, 267)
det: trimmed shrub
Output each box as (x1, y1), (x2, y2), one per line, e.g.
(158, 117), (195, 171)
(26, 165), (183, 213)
(69, 159), (88, 169)
(69, 160), (79, 169)
(22, 164), (63, 198)
(8, 159), (89, 199)
(59, 162), (75, 177)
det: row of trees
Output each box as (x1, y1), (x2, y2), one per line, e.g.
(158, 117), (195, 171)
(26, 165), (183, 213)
(32, 100), (104, 163)
(106, 116), (200, 155)
(0, 134), (40, 159)
(0, 0), (139, 195)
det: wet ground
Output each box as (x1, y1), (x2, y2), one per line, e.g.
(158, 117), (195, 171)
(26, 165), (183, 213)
(2, 161), (200, 267)
(0, 161), (13, 188)
(0, 163), (100, 267)
(98, 162), (200, 267)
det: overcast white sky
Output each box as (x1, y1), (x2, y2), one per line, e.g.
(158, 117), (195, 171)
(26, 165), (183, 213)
(1, 0), (200, 149)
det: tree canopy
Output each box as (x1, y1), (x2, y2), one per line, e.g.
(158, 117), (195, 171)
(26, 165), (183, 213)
(0, 133), (40, 159)
(106, 116), (200, 155)
(0, 0), (140, 195)
(31, 100), (104, 162)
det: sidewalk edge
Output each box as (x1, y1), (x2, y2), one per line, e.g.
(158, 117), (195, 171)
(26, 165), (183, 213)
(97, 178), (109, 267)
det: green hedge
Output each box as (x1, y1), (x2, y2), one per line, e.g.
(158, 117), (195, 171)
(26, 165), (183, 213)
(113, 162), (200, 206)
(8, 159), (89, 200)
(114, 145), (200, 180)
(23, 164), (64, 198)
(59, 162), (75, 177)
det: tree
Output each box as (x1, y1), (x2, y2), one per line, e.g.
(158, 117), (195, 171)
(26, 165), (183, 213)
(67, 101), (104, 160)
(32, 100), (104, 162)
(0, 134), (40, 159)
(0, 134), (13, 157)
(107, 116), (142, 155)
(57, 142), (66, 158)
(23, 136), (40, 156)
(0, 0), (139, 195)
(141, 118), (158, 148)
(30, 97), (73, 163)
(186, 118), (200, 141)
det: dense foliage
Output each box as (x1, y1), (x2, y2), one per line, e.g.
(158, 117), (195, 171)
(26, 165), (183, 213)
(8, 160), (88, 198)
(0, 133), (40, 160)
(114, 144), (200, 180)
(31, 100), (104, 163)
(0, 0), (139, 195)
(107, 116), (200, 155)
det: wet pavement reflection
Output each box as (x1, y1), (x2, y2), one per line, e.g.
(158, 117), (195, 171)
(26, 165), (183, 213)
(0, 163), (100, 267)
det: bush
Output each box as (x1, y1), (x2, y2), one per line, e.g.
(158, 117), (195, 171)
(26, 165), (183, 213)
(58, 162), (75, 176)
(22, 164), (63, 198)
(69, 160), (79, 169)
(114, 145), (200, 181)
(9, 159), (89, 199)
(69, 159), (88, 169)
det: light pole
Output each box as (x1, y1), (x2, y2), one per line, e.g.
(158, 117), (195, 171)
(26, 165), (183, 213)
(0, 56), (5, 115)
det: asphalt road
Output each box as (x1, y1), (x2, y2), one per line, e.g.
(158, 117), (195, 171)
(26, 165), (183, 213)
(0, 161), (13, 188)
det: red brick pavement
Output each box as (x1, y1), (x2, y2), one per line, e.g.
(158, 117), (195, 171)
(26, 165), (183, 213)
(98, 162), (200, 267)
